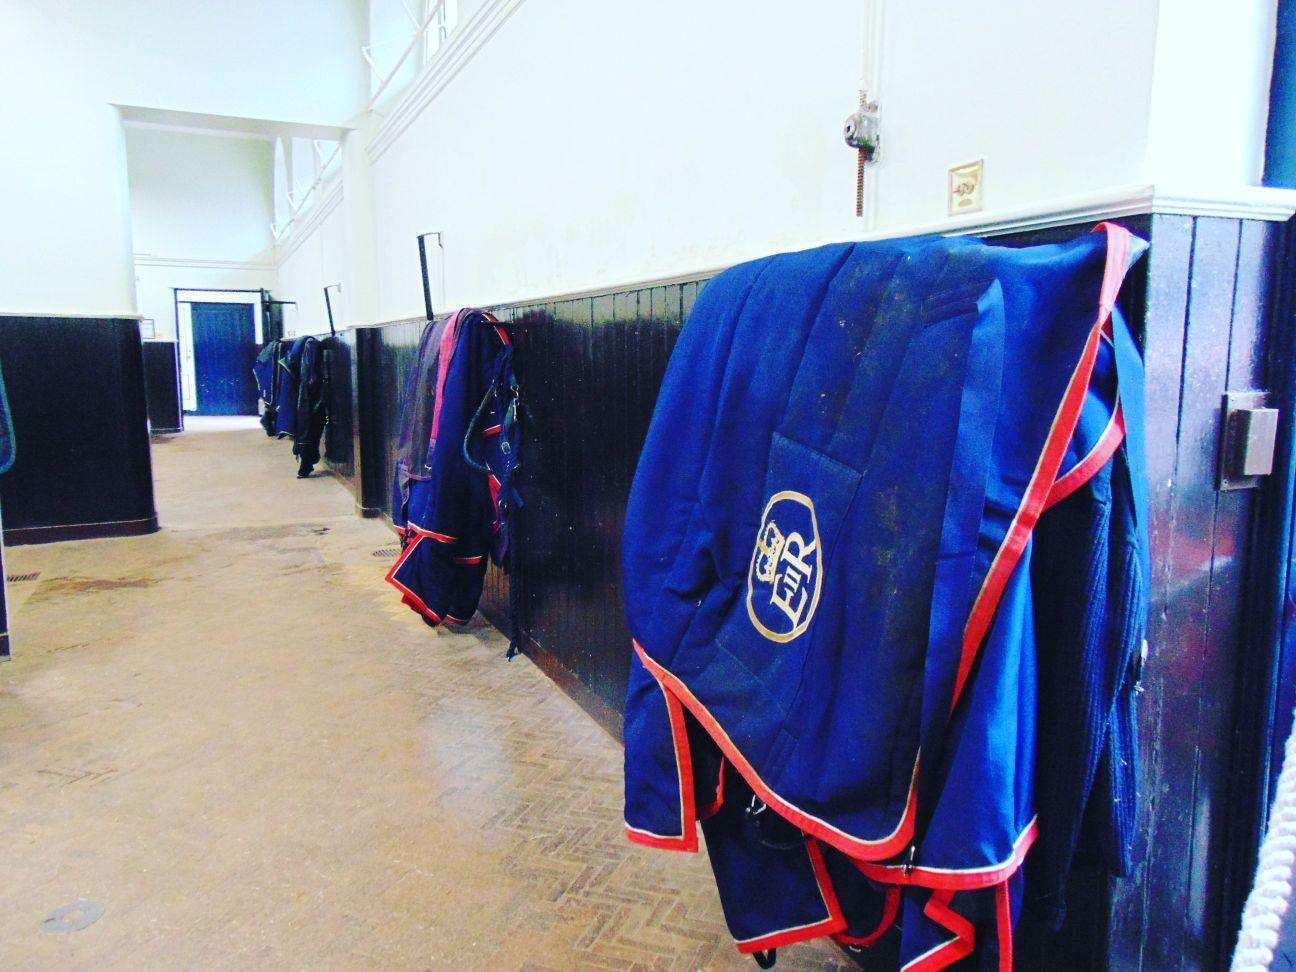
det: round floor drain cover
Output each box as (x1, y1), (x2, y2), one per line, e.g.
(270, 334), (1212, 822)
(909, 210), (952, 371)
(372, 547), (399, 558)
(42, 899), (104, 933)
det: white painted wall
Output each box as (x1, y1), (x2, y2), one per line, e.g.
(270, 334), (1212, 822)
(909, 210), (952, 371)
(276, 192), (351, 337)
(355, 0), (1163, 320)
(126, 128), (277, 342)
(272, 0), (1284, 327)
(876, 1), (1158, 225)
(134, 263), (277, 344)
(0, 4), (137, 317)
(6, 0), (1281, 323)
(1147, 0), (1279, 189)
(127, 129), (275, 264)
(0, 0), (365, 318)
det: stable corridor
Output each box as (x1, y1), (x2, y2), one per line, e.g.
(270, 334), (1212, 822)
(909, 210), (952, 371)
(0, 422), (849, 970)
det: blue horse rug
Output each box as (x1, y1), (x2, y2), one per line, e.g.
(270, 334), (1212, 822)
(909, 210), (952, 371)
(622, 223), (1149, 969)
(386, 308), (519, 628)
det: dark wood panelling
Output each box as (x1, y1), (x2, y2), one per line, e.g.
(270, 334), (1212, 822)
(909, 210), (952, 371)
(1217, 219), (1280, 965)
(372, 320), (425, 518)
(476, 286), (691, 718)
(1263, 219), (1296, 969)
(1096, 215), (1287, 971)
(326, 321), (424, 518)
(322, 334), (354, 481)
(0, 315), (156, 545)
(348, 218), (1289, 969)
(142, 340), (183, 434)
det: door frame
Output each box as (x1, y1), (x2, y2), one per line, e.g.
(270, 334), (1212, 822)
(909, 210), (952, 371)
(173, 288), (264, 412)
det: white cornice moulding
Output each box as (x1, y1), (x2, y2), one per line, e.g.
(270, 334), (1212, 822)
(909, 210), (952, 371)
(133, 255), (276, 271)
(1149, 184), (1296, 221)
(0, 311), (145, 321)
(273, 177), (345, 266)
(365, 0), (528, 164)
(901, 183), (1296, 242)
(122, 120), (276, 142)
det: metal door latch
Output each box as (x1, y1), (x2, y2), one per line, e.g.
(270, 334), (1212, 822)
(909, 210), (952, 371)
(1218, 391), (1279, 491)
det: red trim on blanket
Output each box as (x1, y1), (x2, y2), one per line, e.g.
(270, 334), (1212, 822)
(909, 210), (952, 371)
(477, 310), (509, 347)
(661, 685), (697, 850)
(834, 886), (901, 949)
(1045, 401), (1125, 510)
(903, 890), (976, 972)
(950, 222), (1132, 713)
(633, 641), (917, 862)
(995, 880), (1014, 972)
(399, 593), (442, 626)
(852, 818), (1037, 891)
(625, 677), (699, 853)
(385, 535), (442, 626)
(735, 838), (847, 953)
(624, 825), (697, 851)
(453, 554), (485, 565)
(483, 424), (503, 436)
(699, 758), (726, 820)
(385, 530), (420, 581)
(405, 523), (458, 543)
(429, 309), (463, 447)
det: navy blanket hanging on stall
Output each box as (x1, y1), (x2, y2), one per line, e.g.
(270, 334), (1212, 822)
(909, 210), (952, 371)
(621, 224), (1149, 969)
(253, 335), (330, 477)
(385, 308), (520, 629)
(253, 339), (285, 438)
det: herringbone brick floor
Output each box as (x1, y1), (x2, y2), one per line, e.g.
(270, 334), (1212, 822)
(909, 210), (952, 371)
(0, 421), (850, 970)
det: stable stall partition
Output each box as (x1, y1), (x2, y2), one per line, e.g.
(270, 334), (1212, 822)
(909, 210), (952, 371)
(0, 315), (156, 545)
(323, 214), (1296, 970)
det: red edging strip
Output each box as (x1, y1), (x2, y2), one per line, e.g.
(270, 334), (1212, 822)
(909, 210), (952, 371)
(995, 880), (1013, 972)
(385, 535), (442, 625)
(853, 818), (1037, 891)
(625, 676), (699, 853)
(735, 839), (847, 953)
(633, 641), (917, 862)
(624, 825), (696, 852)
(699, 759), (726, 820)
(834, 886), (901, 949)
(950, 222), (1132, 713)
(403, 522), (458, 543)
(903, 889), (976, 972)
(1046, 402), (1125, 510)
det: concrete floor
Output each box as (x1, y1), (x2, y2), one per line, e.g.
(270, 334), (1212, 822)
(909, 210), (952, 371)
(0, 420), (850, 970)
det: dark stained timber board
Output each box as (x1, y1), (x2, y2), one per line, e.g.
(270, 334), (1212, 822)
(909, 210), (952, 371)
(0, 315), (156, 544)
(328, 215), (1294, 969)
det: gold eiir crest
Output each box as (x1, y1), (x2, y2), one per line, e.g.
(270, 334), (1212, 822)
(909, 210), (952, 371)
(746, 490), (822, 642)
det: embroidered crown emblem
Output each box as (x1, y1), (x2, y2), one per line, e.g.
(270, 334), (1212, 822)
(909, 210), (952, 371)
(747, 490), (822, 643)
